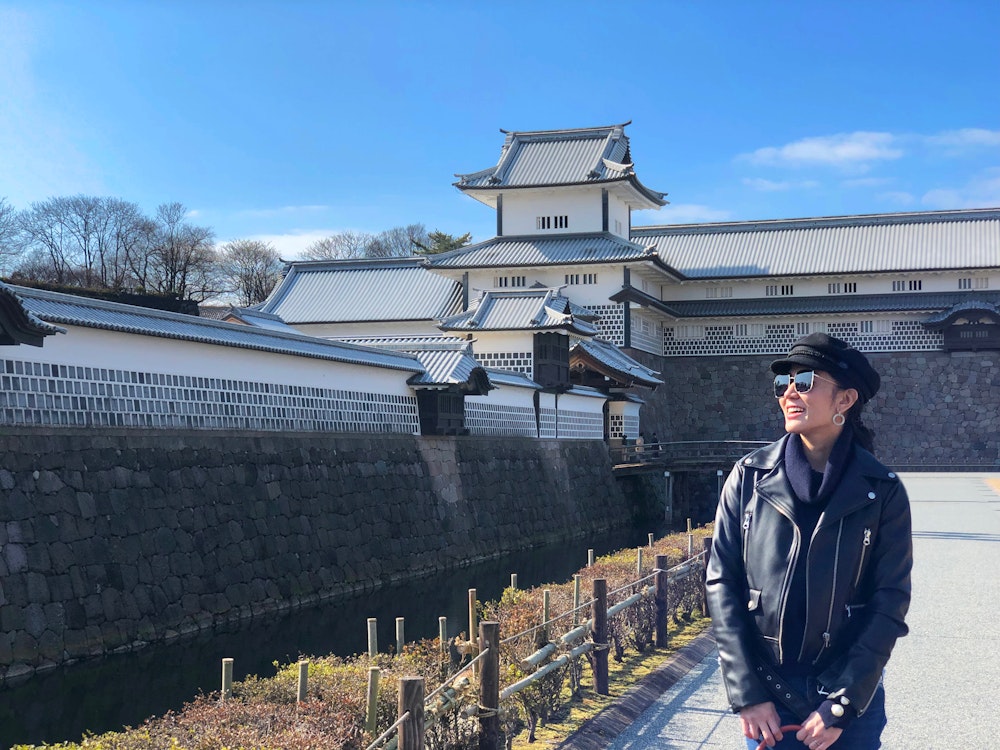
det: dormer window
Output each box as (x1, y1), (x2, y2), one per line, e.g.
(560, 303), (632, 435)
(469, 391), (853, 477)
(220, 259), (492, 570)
(537, 215), (569, 230)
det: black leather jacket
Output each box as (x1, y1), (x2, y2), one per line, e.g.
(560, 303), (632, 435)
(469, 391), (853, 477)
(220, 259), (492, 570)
(706, 435), (912, 716)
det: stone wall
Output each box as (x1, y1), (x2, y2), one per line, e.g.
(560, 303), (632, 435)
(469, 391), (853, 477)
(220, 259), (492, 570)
(630, 349), (1000, 469)
(0, 429), (633, 681)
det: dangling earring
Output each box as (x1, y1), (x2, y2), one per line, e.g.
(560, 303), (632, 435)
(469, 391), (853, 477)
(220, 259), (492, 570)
(833, 413), (846, 426)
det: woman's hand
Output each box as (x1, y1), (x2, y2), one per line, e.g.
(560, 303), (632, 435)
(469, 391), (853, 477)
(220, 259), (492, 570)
(795, 710), (844, 749)
(739, 701), (784, 747)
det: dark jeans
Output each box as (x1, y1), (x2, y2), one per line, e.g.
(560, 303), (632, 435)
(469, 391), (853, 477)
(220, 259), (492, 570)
(743, 675), (887, 750)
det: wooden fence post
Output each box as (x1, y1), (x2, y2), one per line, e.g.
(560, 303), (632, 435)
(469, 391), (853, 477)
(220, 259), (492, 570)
(587, 548), (595, 567)
(398, 676), (424, 750)
(542, 589), (550, 640)
(654, 553), (669, 647)
(297, 660), (309, 703)
(368, 617), (378, 658)
(637, 546), (644, 576)
(479, 621), (500, 750)
(221, 657), (233, 701)
(510, 573), (518, 590)
(591, 578), (608, 695)
(396, 617), (405, 656)
(468, 588), (478, 675)
(366, 666), (380, 734)
(573, 574), (581, 626)
(439, 617), (448, 664)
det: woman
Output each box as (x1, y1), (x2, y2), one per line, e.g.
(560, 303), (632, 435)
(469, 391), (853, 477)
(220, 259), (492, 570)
(706, 333), (912, 750)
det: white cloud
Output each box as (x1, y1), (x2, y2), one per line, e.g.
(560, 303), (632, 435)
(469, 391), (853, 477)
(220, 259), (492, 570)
(661, 204), (733, 223)
(923, 128), (1000, 150)
(242, 229), (339, 259)
(877, 191), (916, 206)
(742, 177), (819, 192)
(920, 169), (1000, 209)
(739, 132), (903, 169)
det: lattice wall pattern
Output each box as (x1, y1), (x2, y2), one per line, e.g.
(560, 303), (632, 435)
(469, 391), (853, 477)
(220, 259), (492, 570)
(476, 351), (533, 375)
(465, 402), (537, 437)
(662, 319), (943, 356)
(0, 358), (420, 433)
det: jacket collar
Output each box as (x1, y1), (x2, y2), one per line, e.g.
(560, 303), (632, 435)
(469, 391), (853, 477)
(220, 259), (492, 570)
(744, 434), (895, 527)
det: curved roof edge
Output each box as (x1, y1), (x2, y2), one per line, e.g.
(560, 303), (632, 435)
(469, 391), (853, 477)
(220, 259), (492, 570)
(0, 281), (66, 346)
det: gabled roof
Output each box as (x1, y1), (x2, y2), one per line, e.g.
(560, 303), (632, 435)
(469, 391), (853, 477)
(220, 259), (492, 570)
(327, 335), (491, 391)
(221, 307), (302, 334)
(0, 281), (65, 346)
(633, 208), (1000, 279)
(481, 368), (541, 390)
(438, 289), (598, 335)
(570, 338), (663, 388)
(257, 257), (463, 324)
(427, 232), (678, 275)
(13, 285), (424, 373)
(454, 123), (666, 209)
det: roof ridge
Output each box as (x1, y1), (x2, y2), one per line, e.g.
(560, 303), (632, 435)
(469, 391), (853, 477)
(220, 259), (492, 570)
(633, 207), (1000, 236)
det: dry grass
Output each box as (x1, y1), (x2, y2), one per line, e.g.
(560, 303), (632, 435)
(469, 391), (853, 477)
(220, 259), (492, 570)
(510, 616), (711, 750)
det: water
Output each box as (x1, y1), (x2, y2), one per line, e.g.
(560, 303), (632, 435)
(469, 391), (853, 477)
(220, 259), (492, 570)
(0, 525), (658, 748)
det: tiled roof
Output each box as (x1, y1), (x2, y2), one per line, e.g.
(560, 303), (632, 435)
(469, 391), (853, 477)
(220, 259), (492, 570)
(570, 338), (663, 387)
(0, 282), (65, 346)
(633, 208), (1000, 279)
(13, 285), (425, 373)
(438, 289), (598, 335)
(223, 307), (302, 334)
(923, 300), (1000, 328)
(482, 368), (541, 390)
(613, 286), (1000, 319)
(258, 257), (463, 324)
(427, 232), (666, 271)
(328, 335), (488, 387)
(454, 123), (665, 207)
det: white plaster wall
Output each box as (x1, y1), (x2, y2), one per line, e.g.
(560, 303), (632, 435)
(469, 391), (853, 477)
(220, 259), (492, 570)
(559, 390), (606, 414)
(502, 189), (603, 236)
(470, 331), (537, 357)
(660, 272), (996, 302)
(466, 264), (625, 306)
(21, 325), (417, 397)
(608, 198), (630, 240)
(467, 384), (537, 409)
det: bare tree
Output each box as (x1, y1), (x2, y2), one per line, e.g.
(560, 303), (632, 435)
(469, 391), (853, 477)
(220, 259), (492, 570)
(301, 224), (430, 260)
(301, 230), (371, 260)
(15, 196), (82, 284)
(0, 197), (21, 271)
(219, 239), (283, 306)
(146, 202), (221, 301)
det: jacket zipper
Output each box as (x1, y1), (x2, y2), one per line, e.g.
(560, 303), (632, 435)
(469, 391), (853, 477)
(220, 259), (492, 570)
(741, 508), (753, 568)
(812, 519), (844, 665)
(853, 527), (872, 588)
(760, 496), (798, 665)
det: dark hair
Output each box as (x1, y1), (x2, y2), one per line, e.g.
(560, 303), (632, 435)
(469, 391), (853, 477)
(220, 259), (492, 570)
(845, 397), (876, 454)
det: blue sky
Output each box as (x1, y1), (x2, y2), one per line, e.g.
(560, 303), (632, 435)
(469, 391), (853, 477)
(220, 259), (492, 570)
(2, 1), (998, 258)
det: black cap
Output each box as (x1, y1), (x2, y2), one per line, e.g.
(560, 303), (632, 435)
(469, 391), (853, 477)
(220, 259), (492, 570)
(770, 333), (881, 403)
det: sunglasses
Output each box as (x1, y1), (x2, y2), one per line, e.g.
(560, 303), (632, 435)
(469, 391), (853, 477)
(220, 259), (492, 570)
(773, 370), (838, 398)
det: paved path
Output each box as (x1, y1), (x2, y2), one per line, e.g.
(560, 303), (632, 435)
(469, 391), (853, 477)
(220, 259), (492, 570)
(565, 472), (1000, 750)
